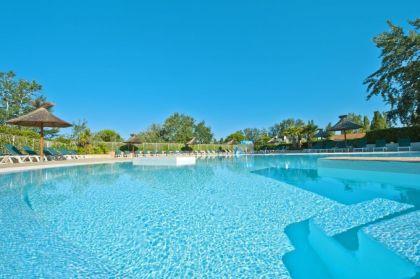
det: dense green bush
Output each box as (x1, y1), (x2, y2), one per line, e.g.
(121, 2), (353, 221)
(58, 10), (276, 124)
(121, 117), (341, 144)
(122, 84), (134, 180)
(255, 143), (291, 151)
(0, 125), (39, 138)
(365, 126), (420, 143)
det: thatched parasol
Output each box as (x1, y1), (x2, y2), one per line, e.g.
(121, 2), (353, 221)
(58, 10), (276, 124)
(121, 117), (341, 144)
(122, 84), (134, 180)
(6, 107), (72, 160)
(186, 137), (197, 145)
(267, 137), (278, 144)
(225, 139), (235, 145)
(124, 134), (141, 152)
(329, 115), (362, 146)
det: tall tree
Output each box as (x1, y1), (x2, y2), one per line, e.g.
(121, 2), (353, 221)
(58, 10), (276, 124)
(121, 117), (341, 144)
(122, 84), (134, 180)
(137, 124), (164, 143)
(162, 113), (195, 142)
(270, 118), (301, 138)
(364, 20), (419, 126)
(302, 120), (318, 148)
(371, 111), (389, 130)
(194, 121), (213, 144)
(282, 118), (305, 148)
(242, 128), (261, 142)
(347, 113), (364, 133)
(0, 71), (43, 123)
(225, 131), (245, 143)
(362, 116), (371, 132)
(94, 129), (123, 142)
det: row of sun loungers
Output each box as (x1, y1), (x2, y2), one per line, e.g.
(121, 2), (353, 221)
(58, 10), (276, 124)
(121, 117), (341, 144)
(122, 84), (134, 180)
(305, 138), (412, 153)
(0, 144), (82, 164)
(115, 149), (235, 158)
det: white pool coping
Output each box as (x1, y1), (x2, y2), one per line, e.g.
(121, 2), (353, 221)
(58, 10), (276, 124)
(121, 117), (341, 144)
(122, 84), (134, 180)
(133, 156), (196, 166)
(0, 158), (132, 175)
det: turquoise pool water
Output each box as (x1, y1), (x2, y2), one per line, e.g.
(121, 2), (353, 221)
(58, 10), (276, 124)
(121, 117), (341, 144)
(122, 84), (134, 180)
(0, 154), (419, 278)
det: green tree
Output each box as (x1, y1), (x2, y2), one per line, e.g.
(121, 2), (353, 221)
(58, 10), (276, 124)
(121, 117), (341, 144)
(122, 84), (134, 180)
(242, 128), (262, 142)
(325, 122), (334, 138)
(362, 116), (371, 132)
(225, 131), (245, 143)
(0, 71), (42, 123)
(364, 20), (420, 126)
(162, 113), (195, 142)
(137, 123), (164, 143)
(282, 119), (305, 149)
(71, 120), (88, 141)
(302, 120), (318, 148)
(194, 121), (213, 143)
(371, 111), (389, 130)
(94, 129), (123, 142)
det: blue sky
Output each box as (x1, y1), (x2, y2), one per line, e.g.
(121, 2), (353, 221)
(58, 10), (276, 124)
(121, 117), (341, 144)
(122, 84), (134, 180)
(1, 0), (418, 139)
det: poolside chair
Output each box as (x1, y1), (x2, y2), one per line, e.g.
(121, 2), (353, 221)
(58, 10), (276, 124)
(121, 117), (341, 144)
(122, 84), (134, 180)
(353, 139), (368, 152)
(309, 142), (322, 153)
(397, 138), (411, 151)
(324, 141), (336, 153)
(49, 147), (74, 160)
(56, 147), (78, 159)
(373, 139), (387, 152)
(0, 150), (11, 164)
(115, 149), (123, 157)
(4, 144), (37, 163)
(22, 146), (47, 161)
(43, 147), (65, 160)
(333, 141), (349, 153)
(123, 150), (131, 158)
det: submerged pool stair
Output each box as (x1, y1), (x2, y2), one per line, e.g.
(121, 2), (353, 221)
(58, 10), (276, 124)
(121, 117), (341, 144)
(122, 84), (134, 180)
(282, 198), (419, 279)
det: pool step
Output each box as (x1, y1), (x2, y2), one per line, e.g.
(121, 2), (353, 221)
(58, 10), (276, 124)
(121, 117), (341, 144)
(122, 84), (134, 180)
(283, 200), (419, 279)
(312, 198), (413, 236)
(363, 210), (420, 267)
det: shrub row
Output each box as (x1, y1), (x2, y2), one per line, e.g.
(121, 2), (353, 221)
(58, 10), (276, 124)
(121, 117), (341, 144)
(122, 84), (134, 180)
(365, 126), (420, 144)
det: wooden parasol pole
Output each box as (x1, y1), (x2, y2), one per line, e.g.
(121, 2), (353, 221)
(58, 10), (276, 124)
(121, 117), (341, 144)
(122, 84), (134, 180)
(40, 124), (44, 161)
(344, 130), (347, 147)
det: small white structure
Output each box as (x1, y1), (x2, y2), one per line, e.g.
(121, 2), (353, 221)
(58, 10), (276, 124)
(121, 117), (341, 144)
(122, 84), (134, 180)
(132, 156), (196, 167)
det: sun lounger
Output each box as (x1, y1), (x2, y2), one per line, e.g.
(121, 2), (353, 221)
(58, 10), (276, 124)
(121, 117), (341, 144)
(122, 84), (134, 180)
(22, 145), (47, 161)
(353, 139), (368, 152)
(4, 144), (38, 163)
(397, 138), (411, 151)
(324, 141), (336, 152)
(373, 139), (387, 152)
(56, 147), (79, 159)
(49, 147), (74, 160)
(115, 149), (123, 157)
(0, 151), (11, 164)
(43, 147), (66, 160)
(308, 142), (322, 153)
(333, 141), (349, 152)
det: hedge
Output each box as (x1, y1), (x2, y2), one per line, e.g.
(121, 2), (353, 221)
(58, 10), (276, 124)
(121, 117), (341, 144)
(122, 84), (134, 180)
(365, 126), (420, 144)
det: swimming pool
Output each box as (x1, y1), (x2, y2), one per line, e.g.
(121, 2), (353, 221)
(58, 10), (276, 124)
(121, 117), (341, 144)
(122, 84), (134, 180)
(0, 154), (419, 278)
